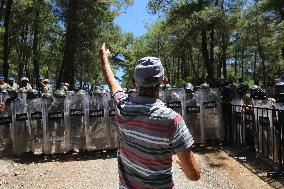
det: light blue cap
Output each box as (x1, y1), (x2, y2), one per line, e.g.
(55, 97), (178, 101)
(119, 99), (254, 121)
(134, 57), (164, 87)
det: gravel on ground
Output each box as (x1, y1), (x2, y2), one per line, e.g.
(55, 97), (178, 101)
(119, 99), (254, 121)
(0, 147), (280, 189)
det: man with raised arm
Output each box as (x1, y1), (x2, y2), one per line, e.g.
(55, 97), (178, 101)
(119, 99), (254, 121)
(99, 43), (200, 189)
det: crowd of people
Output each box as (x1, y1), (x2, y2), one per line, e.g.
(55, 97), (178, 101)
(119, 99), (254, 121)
(0, 76), (70, 96)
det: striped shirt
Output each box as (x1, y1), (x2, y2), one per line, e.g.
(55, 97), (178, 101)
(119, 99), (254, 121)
(113, 90), (194, 189)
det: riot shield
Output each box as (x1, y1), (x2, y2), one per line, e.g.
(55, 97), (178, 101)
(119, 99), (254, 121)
(86, 92), (108, 151)
(11, 93), (32, 155)
(200, 88), (222, 143)
(164, 88), (186, 119)
(185, 91), (202, 143)
(28, 97), (44, 154)
(0, 101), (12, 154)
(232, 97), (245, 145)
(0, 92), (9, 104)
(106, 93), (119, 149)
(65, 91), (87, 152)
(43, 95), (66, 154)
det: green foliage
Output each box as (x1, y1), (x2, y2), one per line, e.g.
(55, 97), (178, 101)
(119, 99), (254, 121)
(121, 0), (284, 88)
(1, 0), (133, 89)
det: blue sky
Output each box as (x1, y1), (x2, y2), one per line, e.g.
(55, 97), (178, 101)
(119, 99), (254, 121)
(113, 0), (158, 85)
(114, 0), (158, 37)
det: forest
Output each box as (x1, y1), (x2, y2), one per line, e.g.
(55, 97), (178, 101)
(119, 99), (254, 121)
(0, 0), (283, 90)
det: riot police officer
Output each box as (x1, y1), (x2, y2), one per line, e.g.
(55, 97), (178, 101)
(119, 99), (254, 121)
(220, 81), (236, 145)
(184, 83), (202, 143)
(20, 77), (33, 91)
(274, 82), (284, 103)
(7, 77), (19, 90)
(0, 76), (9, 92)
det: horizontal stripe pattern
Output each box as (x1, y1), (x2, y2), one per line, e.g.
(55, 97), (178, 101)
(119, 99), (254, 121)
(113, 90), (194, 189)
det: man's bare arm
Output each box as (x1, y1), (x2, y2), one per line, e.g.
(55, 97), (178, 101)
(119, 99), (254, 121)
(99, 43), (123, 94)
(176, 148), (200, 181)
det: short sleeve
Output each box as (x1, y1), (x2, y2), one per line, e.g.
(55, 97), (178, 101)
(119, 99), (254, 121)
(113, 90), (128, 117)
(113, 90), (128, 105)
(170, 113), (194, 153)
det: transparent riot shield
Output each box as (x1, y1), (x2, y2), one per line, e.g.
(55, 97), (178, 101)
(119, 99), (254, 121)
(185, 91), (202, 143)
(11, 93), (32, 155)
(65, 91), (87, 152)
(159, 89), (166, 103)
(28, 98), (44, 154)
(164, 88), (186, 119)
(43, 95), (66, 154)
(200, 88), (222, 142)
(0, 101), (13, 154)
(0, 92), (9, 104)
(86, 92), (108, 151)
(106, 93), (119, 149)
(232, 97), (245, 145)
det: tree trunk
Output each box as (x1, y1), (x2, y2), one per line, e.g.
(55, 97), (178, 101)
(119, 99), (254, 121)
(58, 0), (78, 90)
(253, 50), (257, 82)
(241, 49), (244, 79)
(3, 0), (13, 81)
(163, 57), (170, 84)
(209, 27), (215, 78)
(201, 30), (213, 81)
(18, 25), (27, 82)
(234, 51), (238, 75)
(33, 0), (41, 87)
(0, 0), (5, 20)
(221, 34), (228, 79)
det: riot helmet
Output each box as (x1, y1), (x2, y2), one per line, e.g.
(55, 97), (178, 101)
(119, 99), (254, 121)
(54, 90), (66, 98)
(19, 88), (28, 93)
(200, 83), (209, 89)
(165, 84), (172, 89)
(27, 89), (38, 99)
(275, 82), (284, 103)
(127, 89), (136, 98)
(42, 92), (53, 99)
(184, 83), (194, 94)
(0, 87), (7, 94)
(77, 90), (86, 96)
(21, 77), (29, 82)
(93, 86), (103, 94)
(221, 83), (236, 102)
(237, 81), (249, 97)
(249, 85), (267, 100)
(7, 87), (18, 99)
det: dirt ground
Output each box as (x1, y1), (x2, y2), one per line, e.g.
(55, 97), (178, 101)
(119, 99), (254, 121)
(0, 147), (282, 189)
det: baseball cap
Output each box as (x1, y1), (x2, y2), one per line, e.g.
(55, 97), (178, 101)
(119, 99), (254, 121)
(134, 57), (164, 87)
(0, 76), (4, 80)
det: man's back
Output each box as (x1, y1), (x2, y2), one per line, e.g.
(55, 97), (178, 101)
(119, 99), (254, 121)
(114, 91), (194, 189)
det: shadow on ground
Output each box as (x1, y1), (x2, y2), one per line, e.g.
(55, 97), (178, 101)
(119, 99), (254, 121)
(0, 149), (117, 165)
(223, 146), (284, 189)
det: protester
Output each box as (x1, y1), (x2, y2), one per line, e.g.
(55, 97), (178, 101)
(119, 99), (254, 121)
(20, 77), (33, 91)
(99, 43), (200, 188)
(7, 77), (19, 90)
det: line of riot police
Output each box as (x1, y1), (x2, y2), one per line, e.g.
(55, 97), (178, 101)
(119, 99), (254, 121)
(0, 86), (118, 155)
(1, 76), (283, 157)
